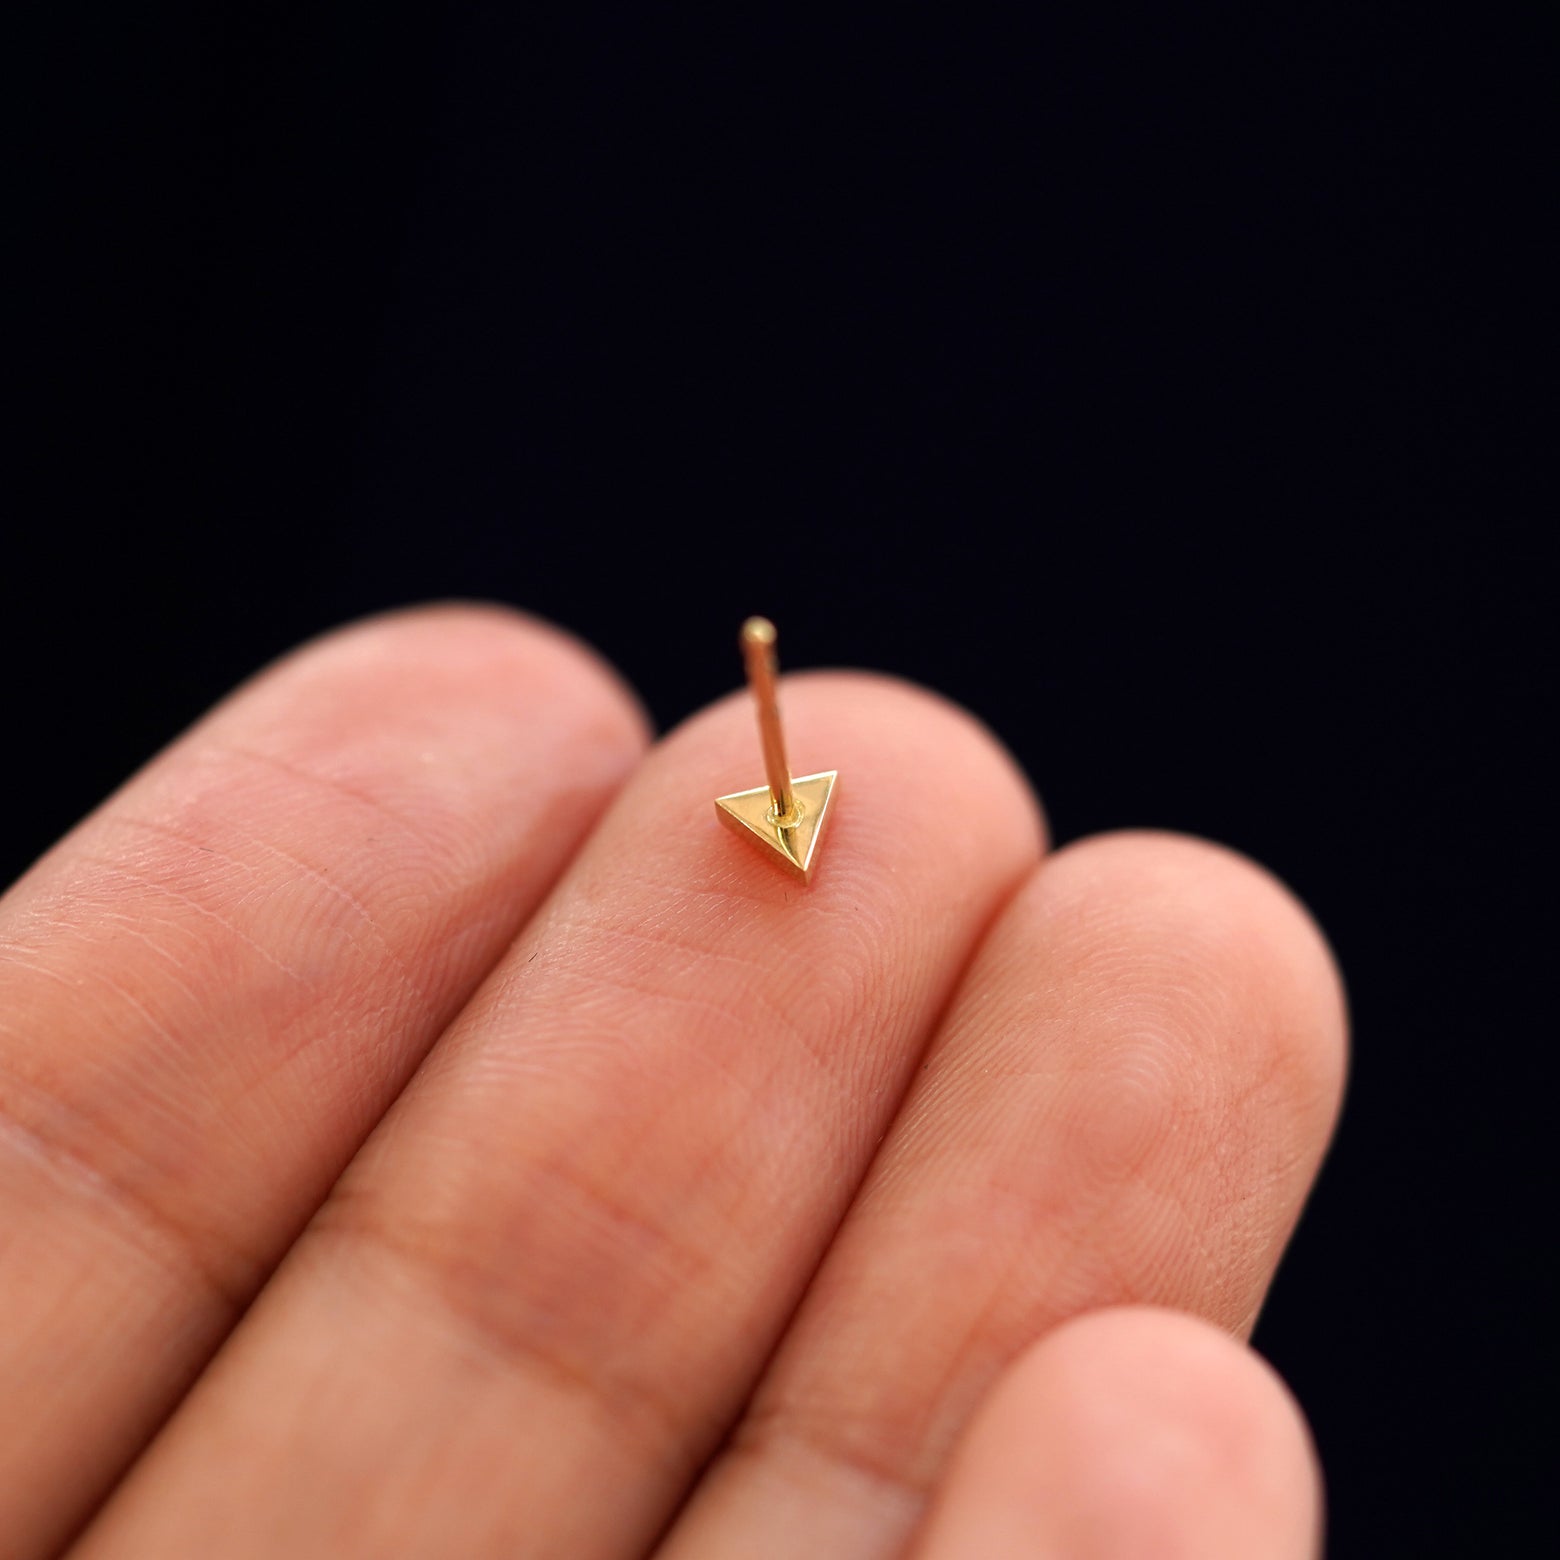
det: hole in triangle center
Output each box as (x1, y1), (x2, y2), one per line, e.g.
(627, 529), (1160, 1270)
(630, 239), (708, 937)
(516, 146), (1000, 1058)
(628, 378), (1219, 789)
(767, 799), (807, 829)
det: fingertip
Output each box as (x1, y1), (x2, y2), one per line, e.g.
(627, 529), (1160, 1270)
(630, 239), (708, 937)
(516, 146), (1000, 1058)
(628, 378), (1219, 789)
(1008, 1305), (1321, 1486)
(260, 601), (654, 750)
(915, 1305), (1321, 1559)
(1042, 829), (1349, 1157)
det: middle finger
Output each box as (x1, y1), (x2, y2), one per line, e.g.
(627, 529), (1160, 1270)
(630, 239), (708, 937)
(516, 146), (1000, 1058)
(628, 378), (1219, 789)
(76, 672), (1045, 1560)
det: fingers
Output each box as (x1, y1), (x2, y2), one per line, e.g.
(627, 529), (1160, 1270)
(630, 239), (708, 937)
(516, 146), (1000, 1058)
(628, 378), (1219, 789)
(911, 1306), (1321, 1560)
(0, 606), (647, 1559)
(72, 673), (1044, 1560)
(666, 832), (1345, 1557)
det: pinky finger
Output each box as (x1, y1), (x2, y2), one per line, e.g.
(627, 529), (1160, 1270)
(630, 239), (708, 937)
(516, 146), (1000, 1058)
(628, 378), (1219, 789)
(910, 1307), (1322, 1560)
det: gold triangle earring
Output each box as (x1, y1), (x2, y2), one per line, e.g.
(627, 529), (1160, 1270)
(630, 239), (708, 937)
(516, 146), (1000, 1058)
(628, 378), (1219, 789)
(714, 618), (838, 884)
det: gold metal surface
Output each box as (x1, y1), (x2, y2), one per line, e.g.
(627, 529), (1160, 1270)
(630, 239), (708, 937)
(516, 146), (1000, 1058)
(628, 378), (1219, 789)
(740, 617), (795, 822)
(715, 619), (838, 883)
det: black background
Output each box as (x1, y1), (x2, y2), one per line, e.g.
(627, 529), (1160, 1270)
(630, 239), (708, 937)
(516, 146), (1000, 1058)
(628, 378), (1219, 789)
(6, 5), (1550, 1554)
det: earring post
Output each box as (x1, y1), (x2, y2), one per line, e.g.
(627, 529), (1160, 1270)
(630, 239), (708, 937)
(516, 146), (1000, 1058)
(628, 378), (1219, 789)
(740, 617), (796, 823)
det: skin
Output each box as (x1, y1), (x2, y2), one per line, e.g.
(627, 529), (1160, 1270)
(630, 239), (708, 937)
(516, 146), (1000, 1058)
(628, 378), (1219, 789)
(0, 605), (1346, 1559)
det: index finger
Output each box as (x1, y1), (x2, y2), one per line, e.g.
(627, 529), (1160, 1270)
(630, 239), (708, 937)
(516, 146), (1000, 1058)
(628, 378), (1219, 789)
(0, 605), (646, 1559)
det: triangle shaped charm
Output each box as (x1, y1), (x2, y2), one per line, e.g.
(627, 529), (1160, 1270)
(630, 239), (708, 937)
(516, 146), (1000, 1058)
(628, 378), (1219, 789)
(714, 770), (838, 883)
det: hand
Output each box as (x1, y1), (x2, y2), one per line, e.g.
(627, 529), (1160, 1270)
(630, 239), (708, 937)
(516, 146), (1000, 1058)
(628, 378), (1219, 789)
(0, 606), (1345, 1559)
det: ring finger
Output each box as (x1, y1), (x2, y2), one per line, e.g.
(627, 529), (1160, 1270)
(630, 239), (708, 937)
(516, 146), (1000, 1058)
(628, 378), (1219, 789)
(665, 831), (1346, 1558)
